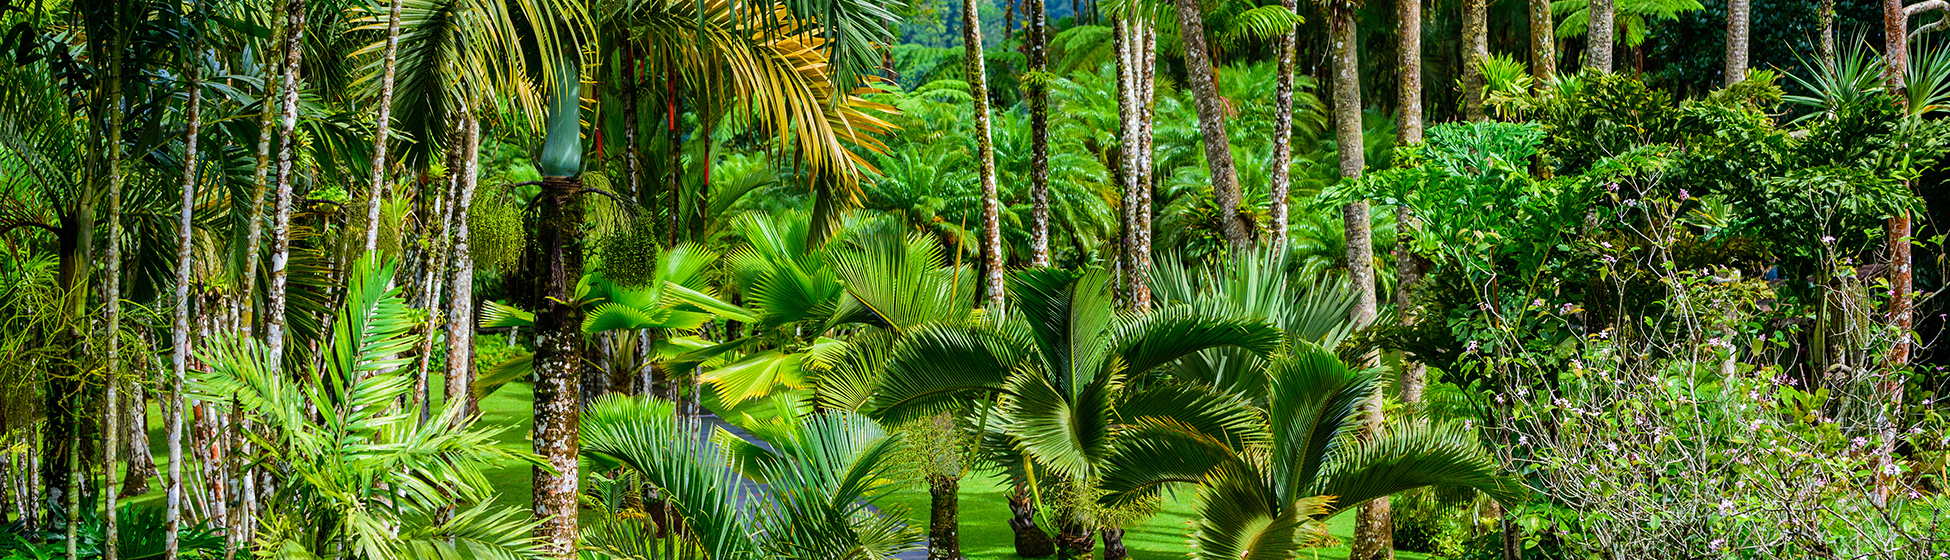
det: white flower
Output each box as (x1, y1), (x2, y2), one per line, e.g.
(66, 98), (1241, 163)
(1883, 463), (1902, 477)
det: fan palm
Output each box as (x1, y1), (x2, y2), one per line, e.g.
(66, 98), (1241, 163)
(578, 395), (920, 560)
(1096, 343), (1522, 558)
(867, 267), (1285, 556)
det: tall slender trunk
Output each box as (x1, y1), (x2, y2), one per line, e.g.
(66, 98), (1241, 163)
(102, 17), (126, 559)
(1820, 0), (1836, 64)
(1588, 0), (1614, 73)
(1333, 8), (1390, 560)
(167, 34), (204, 560)
(530, 176), (584, 558)
(1028, 0), (1051, 267)
(241, 19), (285, 333)
(1725, 0), (1750, 85)
(927, 474), (966, 560)
(446, 114), (482, 421)
(363, 0), (406, 255)
(1176, 0), (1249, 246)
(413, 119), (463, 420)
(1880, 0), (1911, 507)
(1398, 0), (1429, 438)
(1462, 0), (1488, 122)
(1132, 26), (1156, 311)
(1886, 0), (1908, 95)
(1400, 0), (1423, 145)
(1528, 0), (1554, 81)
(623, 50), (644, 205)
(965, 0), (1005, 309)
(531, 57), (584, 559)
(1270, 0), (1298, 249)
(1007, 482), (1056, 558)
(1116, 19), (1143, 308)
(266, 0), (308, 370)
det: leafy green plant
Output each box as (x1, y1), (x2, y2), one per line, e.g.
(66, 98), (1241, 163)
(190, 258), (546, 560)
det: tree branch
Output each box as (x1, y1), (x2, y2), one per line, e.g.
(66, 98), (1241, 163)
(1909, 0), (1950, 37)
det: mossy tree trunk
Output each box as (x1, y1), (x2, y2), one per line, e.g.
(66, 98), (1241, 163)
(927, 474), (966, 560)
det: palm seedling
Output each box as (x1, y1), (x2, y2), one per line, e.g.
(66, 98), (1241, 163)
(1095, 343), (1522, 558)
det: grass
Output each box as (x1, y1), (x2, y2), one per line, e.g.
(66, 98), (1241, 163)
(122, 380), (1432, 559)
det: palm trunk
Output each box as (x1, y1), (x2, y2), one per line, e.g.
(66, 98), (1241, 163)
(167, 42), (204, 560)
(240, 19), (286, 334)
(1820, 0), (1836, 64)
(1116, 19), (1143, 308)
(965, 0), (1005, 309)
(1054, 511), (1093, 559)
(1399, 0), (1430, 435)
(1175, 0), (1249, 246)
(623, 50), (644, 205)
(1400, 0), (1424, 145)
(446, 114), (482, 421)
(1132, 25), (1156, 311)
(1028, 0), (1051, 267)
(412, 119), (463, 420)
(1879, 0), (1911, 508)
(1588, 0), (1614, 73)
(1007, 482), (1056, 558)
(102, 19), (126, 557)
(1462, 0), (1488, 122)
(1725, 0), (1750, 85)
(927, 474), (966, 560)
(363, 0), (405, 255)
(530, 175), (584, 558)
(1886, 0), (1908, 95)
(1333, 8), (1390, 560)
(1528, 0), (1554, 81)
(266, 0), (308, 371)
(1270, 0), (1297, 249)
(531, 57), (584, 560)
(120, 388), (156, 498)
(1100, 528), (1128, 560)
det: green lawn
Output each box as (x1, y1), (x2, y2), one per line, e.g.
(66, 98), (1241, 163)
(124, 381), (1432, 559)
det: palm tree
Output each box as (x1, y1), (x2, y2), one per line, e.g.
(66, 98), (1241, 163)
(1724, 0), (1749, 85)
(1095, 344), (1520, 558)
(1588, 0), (1614, 72)
(869, 268), (1284, 558)
(1029, 0), (1052, 267)
(101, 9), (129, 557)
(1399, 0), (1422, 146)
(1270, 0), (1307, 251)
(1529, 0), (1555, 80)
(964, 0), (1005, 308)
(166, 5), (207, 557)
(1174, 0), (1250, 247)
(1463, 0), (1489, 122)
(361, 0), (405, 255)
(1820, 0), (1835, 64)
(579, 396), (919, 560)
(526, 55), (586, 558)
(264, 0), (307, 368)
